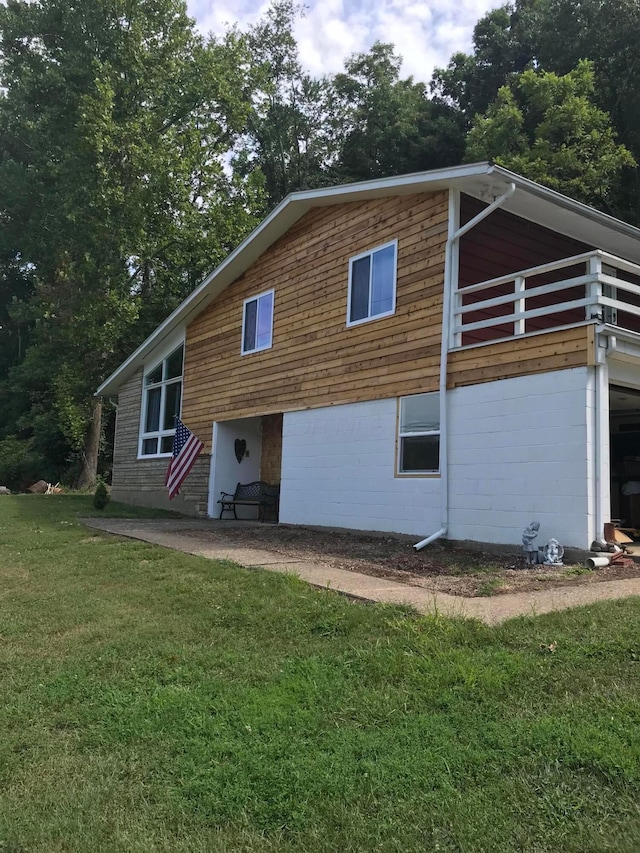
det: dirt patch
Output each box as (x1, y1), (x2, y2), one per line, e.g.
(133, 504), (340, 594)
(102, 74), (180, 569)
(180, 523), (640, 597)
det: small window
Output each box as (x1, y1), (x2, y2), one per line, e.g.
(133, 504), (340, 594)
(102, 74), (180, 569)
(398, 392), (440, 474)
(139, 344), (184, 457)
(347, 241), (397, 326)
(242, 290), (274, 354)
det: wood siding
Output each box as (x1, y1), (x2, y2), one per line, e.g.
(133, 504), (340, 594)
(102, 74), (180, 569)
(182, 191), (449, 440)
(111, 368), (210, 515)
(459, 195), (593, 346)
(109, 188), (605, 506)
(260, 413), (283, 484)
(448, 325), (596, 389)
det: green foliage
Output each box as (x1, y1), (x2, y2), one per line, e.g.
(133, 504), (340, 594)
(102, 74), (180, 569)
(333, 42), (465, 182)
(431, 2), (537, 119)
(433, 0), (640, 221)
(93, 480), (110, 510)
(237, 11), (467, 206)
(466, 61), (636, 206)
(0, 0), (260, 487)
(237, 0), (337, 210)
(2, 496), (640, 850)
(0, 435), (49, 491)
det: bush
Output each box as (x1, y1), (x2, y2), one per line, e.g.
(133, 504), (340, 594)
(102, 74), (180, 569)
(93, 480), (110, 510)
(0, 435), (53, 491)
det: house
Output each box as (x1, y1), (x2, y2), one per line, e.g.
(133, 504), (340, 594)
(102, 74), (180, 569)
(97, 162), (640, 550)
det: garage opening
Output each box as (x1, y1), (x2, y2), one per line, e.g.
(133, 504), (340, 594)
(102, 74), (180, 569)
(610, 384), (640, 527)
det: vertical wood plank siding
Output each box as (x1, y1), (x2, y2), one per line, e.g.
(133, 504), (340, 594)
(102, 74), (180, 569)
(459, 194), (593, 345)
(111, 368), (210, 515)
(260, 413), (283, 484)
(182, 192), (450, 440)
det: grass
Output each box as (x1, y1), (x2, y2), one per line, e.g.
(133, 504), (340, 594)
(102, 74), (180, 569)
(1, 495), (640, 851)
(475, 577), (505, 596)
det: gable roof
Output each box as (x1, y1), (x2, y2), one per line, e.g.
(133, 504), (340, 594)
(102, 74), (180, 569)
(97, 161), (640, 396)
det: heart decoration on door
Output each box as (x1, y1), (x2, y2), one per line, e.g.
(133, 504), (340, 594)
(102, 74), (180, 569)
(234, 439), (246, 464)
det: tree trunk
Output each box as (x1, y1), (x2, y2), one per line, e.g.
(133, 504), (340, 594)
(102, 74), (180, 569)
(77, 399), (102, 490)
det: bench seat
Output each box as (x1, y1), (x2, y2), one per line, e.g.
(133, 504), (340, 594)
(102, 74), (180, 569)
(218, 481), (280, 522)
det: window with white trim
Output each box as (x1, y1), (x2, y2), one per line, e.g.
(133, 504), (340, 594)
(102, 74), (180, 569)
(347, 240), (397, 326)
(139, 344), (183, 456)
(398, 392), (440, 474)
(242, 289), (274, 354)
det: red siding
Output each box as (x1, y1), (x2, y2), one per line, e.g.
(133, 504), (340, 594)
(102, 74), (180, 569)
(459, 195), (593, 345)
(611, 268), (640, 333)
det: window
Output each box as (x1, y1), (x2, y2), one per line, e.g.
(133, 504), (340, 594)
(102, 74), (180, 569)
(242, 290), (274, 354)
(398, 393), (440, 474)
(347, 240), (397, 326)
(139, 344), (183, 456)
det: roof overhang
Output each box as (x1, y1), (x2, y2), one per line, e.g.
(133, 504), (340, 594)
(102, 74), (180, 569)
(97, 161), (640, 396)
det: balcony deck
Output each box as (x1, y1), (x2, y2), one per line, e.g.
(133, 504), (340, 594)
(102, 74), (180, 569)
(452, 251), (640, 350)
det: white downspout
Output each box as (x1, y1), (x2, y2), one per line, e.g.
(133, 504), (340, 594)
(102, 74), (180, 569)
(414, 181), (517, 550)
(594, 353), (603, 543)
(593, 330), (614, 541)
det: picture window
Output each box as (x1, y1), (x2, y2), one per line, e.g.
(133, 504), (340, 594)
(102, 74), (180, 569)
(139, 344), (183, 456)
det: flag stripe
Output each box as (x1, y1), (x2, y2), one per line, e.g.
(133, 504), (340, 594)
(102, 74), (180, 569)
(165, 419), (204, 500)
(167, 444), (202, 497)
(167, 448), (202, 498)
(167, 438), (202, 496)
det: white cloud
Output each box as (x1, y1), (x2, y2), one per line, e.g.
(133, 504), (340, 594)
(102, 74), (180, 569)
(187, 0), (504, 82)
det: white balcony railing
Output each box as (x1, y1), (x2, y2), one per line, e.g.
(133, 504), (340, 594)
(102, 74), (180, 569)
(452, 250), (640, 349)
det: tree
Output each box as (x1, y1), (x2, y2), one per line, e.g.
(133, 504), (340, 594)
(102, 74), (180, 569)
(332, 42), (465, 183)
(237, 0), (336, 211)
(432, 0), (640, 221)
(465, 61), (635, 208)
(530, 0), (640, 221)
(0, 0), (259, 487)
(431, 1), (538, 120)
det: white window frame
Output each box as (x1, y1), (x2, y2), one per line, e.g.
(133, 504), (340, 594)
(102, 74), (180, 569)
(397, 392), (440, 475)
(346, 239), (398, 327)
(138, 343), (184, 459)
(241, 289), (275, 355)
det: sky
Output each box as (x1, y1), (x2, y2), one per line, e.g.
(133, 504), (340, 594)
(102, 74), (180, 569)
(186, 0), (504, 83)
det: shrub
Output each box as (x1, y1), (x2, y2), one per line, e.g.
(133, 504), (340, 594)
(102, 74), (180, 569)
(0, 435), (51, 491)
(93, 480), (110, 510)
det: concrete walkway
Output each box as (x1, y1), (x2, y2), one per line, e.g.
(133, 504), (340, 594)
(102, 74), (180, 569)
(82, 518), (640, 626)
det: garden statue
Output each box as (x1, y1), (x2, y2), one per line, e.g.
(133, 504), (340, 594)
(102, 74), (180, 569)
(542, 538), (564, 565)
(522, 521), (541, 564)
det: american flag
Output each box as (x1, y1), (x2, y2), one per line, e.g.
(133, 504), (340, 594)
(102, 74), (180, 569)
(165, 418), (204, 500)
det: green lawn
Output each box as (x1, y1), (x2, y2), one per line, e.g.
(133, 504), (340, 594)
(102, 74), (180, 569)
(1, 495), (640, 852)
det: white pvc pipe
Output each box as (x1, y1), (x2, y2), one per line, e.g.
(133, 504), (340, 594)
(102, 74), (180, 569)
(414, 527), (447, 551)
(587, 556), (610, 568)
(414, 181), (516, 552)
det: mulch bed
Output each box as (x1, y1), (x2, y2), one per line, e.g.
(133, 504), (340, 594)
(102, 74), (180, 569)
(182, 522), (640, 597)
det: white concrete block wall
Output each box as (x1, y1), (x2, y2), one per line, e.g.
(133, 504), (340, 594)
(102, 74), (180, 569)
(280, 399), (440, 536)
(448, 367), (593, 547)
(209, 418), (262, 519)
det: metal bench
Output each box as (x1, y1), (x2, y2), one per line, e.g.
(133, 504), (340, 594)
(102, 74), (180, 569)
(217, 481), (280, 522)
